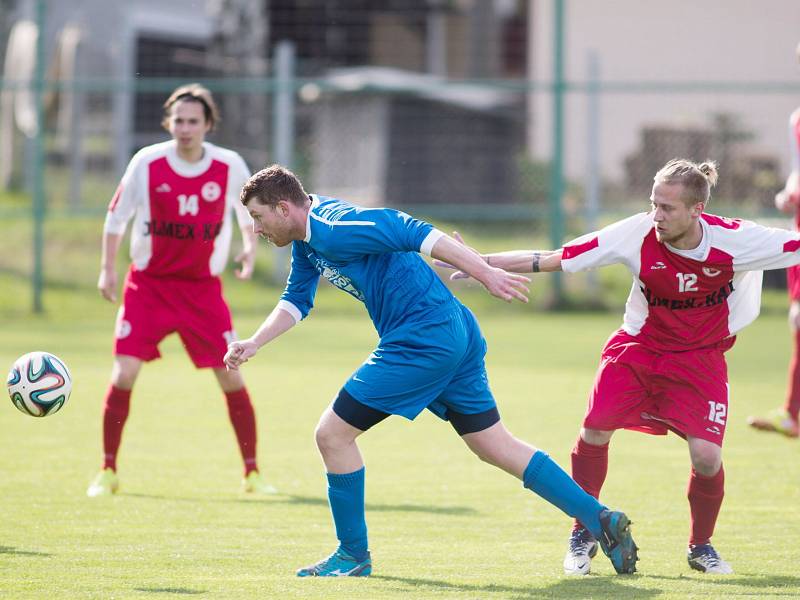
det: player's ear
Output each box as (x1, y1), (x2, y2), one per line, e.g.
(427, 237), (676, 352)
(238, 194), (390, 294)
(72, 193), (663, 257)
(691, 202), (704, 217)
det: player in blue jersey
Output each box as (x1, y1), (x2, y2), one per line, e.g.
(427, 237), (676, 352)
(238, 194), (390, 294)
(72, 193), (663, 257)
(224, 164), (639, 577)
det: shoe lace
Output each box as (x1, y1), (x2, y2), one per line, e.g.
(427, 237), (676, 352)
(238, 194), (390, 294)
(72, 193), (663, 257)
(692, 544), (722, 566)
(569, 529), (596, 554)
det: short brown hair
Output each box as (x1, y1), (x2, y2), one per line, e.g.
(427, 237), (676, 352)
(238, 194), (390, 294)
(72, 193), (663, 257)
(654, 158), (719, 206)
(240, 164), (309, 207)
(161, 83), (220, 131)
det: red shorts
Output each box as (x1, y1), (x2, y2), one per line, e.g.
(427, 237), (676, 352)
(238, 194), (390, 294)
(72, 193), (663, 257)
(114, 269), (236, 368)
(583, 330), (731, 446)
(788, 264), (800, 301)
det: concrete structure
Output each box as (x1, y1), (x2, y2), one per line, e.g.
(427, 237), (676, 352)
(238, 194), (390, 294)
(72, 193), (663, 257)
(528, 0), (800, 183)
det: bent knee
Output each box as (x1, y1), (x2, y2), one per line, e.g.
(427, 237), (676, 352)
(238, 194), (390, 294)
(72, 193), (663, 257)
(314, 424), (350, 453)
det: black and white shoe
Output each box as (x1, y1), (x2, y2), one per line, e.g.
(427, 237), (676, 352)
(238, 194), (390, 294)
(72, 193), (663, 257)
(687, 543), (733, 574)
(563, 527), (599, 575)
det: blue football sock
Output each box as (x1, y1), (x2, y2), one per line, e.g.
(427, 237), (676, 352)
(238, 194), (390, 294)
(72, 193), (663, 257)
(522, 450), (604, 538)
(327, 467), (369, 561)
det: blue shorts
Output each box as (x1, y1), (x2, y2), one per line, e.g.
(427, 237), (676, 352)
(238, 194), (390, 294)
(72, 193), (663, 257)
(343, 303), (496, 422)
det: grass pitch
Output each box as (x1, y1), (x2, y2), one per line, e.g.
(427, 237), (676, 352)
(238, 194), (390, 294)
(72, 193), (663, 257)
(1, 215), (800, 599)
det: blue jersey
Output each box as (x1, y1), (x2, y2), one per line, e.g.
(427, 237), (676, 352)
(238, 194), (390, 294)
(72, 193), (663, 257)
(278, 195), (457, 336)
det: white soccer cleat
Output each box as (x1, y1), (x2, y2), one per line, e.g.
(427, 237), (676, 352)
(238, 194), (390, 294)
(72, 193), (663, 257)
(563, 527), (599, 575)
(242, 471), (278, 494)
(687, 543), (733, 574)
(86, 468), (119, 497)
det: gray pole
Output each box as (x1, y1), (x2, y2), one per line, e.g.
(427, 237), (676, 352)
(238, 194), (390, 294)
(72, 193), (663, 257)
(548, 0), (565, 305)
(426, 0), (447, 77)
(31, 0), (45, 313)
(586, 49), (600, 293)
(271, 40), (296, 283)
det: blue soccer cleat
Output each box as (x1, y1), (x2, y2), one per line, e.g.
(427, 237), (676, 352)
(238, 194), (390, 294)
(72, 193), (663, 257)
(597, 509), (639, 574)
(296, 548), (372, 577)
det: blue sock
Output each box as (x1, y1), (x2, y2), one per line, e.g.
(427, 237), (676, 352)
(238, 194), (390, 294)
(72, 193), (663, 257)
(522, 450), (605, 538)
(327, 467), (369, 561)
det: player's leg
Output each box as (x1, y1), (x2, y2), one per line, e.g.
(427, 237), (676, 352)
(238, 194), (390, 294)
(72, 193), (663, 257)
(564, 426), (614, 574)
(748, 298), (800, 437)
(212, 367), (276, 494)
(87, 354), (142, 497)
(685, 436), (731, 574)
(458, 418), (637, 574)
(296, 390), (386, 577)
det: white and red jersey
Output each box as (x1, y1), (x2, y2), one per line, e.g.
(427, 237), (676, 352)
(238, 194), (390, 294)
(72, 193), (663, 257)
(104, 140), (252, 279)
(561, 212), (800, 351)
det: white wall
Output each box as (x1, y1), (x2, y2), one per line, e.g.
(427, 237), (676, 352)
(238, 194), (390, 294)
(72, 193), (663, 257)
(530, 0), (800, 181)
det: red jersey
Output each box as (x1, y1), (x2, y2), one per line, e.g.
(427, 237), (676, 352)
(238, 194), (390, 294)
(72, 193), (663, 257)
(562, 212), (800, 351)
(104, 141), (252, 279)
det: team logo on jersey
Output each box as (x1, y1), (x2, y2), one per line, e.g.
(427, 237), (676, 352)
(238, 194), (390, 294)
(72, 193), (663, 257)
(155, 183), (172, 193)
(702, 267), (721, 277)
(201, 181), (222, 202)
(311, 256), (366, 302)
(705, 425), (722, 436)
(650, 261), (667, 270)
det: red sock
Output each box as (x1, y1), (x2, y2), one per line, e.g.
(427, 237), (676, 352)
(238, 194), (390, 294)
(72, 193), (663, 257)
(570, 437), (609, 531)
(225, 388), (258, 475)
(785, 330), (800, 421)
(688, 466), (725, 546)
(102, 385), (131, 472)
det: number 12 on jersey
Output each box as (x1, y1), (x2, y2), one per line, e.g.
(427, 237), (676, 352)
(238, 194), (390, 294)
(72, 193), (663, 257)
(676, 272), (698, 292)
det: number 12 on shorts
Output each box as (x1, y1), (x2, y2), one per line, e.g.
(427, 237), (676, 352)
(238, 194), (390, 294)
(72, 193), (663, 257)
(707, 401), (727, 425)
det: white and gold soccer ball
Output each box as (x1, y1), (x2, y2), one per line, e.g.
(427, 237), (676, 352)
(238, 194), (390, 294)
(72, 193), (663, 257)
(7, 351), (72, 417)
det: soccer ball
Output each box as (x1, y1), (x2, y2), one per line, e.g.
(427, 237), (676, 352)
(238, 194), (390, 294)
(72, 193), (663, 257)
(7, 351), (72, 417)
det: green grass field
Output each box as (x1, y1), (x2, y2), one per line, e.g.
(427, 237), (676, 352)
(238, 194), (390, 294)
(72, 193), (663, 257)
(1, 213), (800, 599)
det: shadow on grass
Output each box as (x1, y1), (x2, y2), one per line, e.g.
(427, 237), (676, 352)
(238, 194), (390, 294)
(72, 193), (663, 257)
(647, 573), (800, 592)
(372, 574), (657, 599)
(123, 492), (478, 516)
(0, 545), (53, 557)
(133, 588), (206, 595)
(282, 494), (478, 516)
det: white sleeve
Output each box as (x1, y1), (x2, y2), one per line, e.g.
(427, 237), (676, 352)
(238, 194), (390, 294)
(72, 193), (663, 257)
(228, 153), (253, 229)
(103, 152), (144, 235)
(720, 219), (800, 271)
(561, 212), (652, 273)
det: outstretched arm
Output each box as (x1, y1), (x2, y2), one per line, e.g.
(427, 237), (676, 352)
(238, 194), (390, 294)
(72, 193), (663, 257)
(484, 248), (564, 273)
(224, 305), (297, 370)
(434, 232), (563, 278)
(430, 234), (530, 303)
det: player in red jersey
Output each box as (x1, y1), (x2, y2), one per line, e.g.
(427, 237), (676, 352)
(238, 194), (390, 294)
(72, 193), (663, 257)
(747, 103), (800, 438)
(439, 158), (800, 574)
(87, 84), (277, 497)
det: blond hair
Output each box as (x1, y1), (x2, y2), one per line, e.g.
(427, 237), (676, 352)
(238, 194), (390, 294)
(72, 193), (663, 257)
(161, 83), (220, 131)
(654, 158), (718, 205)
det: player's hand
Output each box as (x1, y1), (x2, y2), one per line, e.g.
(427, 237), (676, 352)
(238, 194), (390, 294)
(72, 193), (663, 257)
(234, 247), (256, 280)
(481, 267), (530, 304)
(433, 231), (483, 280)
(97, 268), (118, 303)
(224, 339), (259, 370)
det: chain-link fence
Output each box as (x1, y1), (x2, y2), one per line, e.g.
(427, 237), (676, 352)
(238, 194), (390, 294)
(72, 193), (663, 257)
(1, 0), (799, 307)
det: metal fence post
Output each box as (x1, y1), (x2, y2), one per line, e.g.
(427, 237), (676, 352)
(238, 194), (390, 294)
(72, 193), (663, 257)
(549, 0), (565, 305)
(270, 40), (296, 283)
(31, 0), (46, 313)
